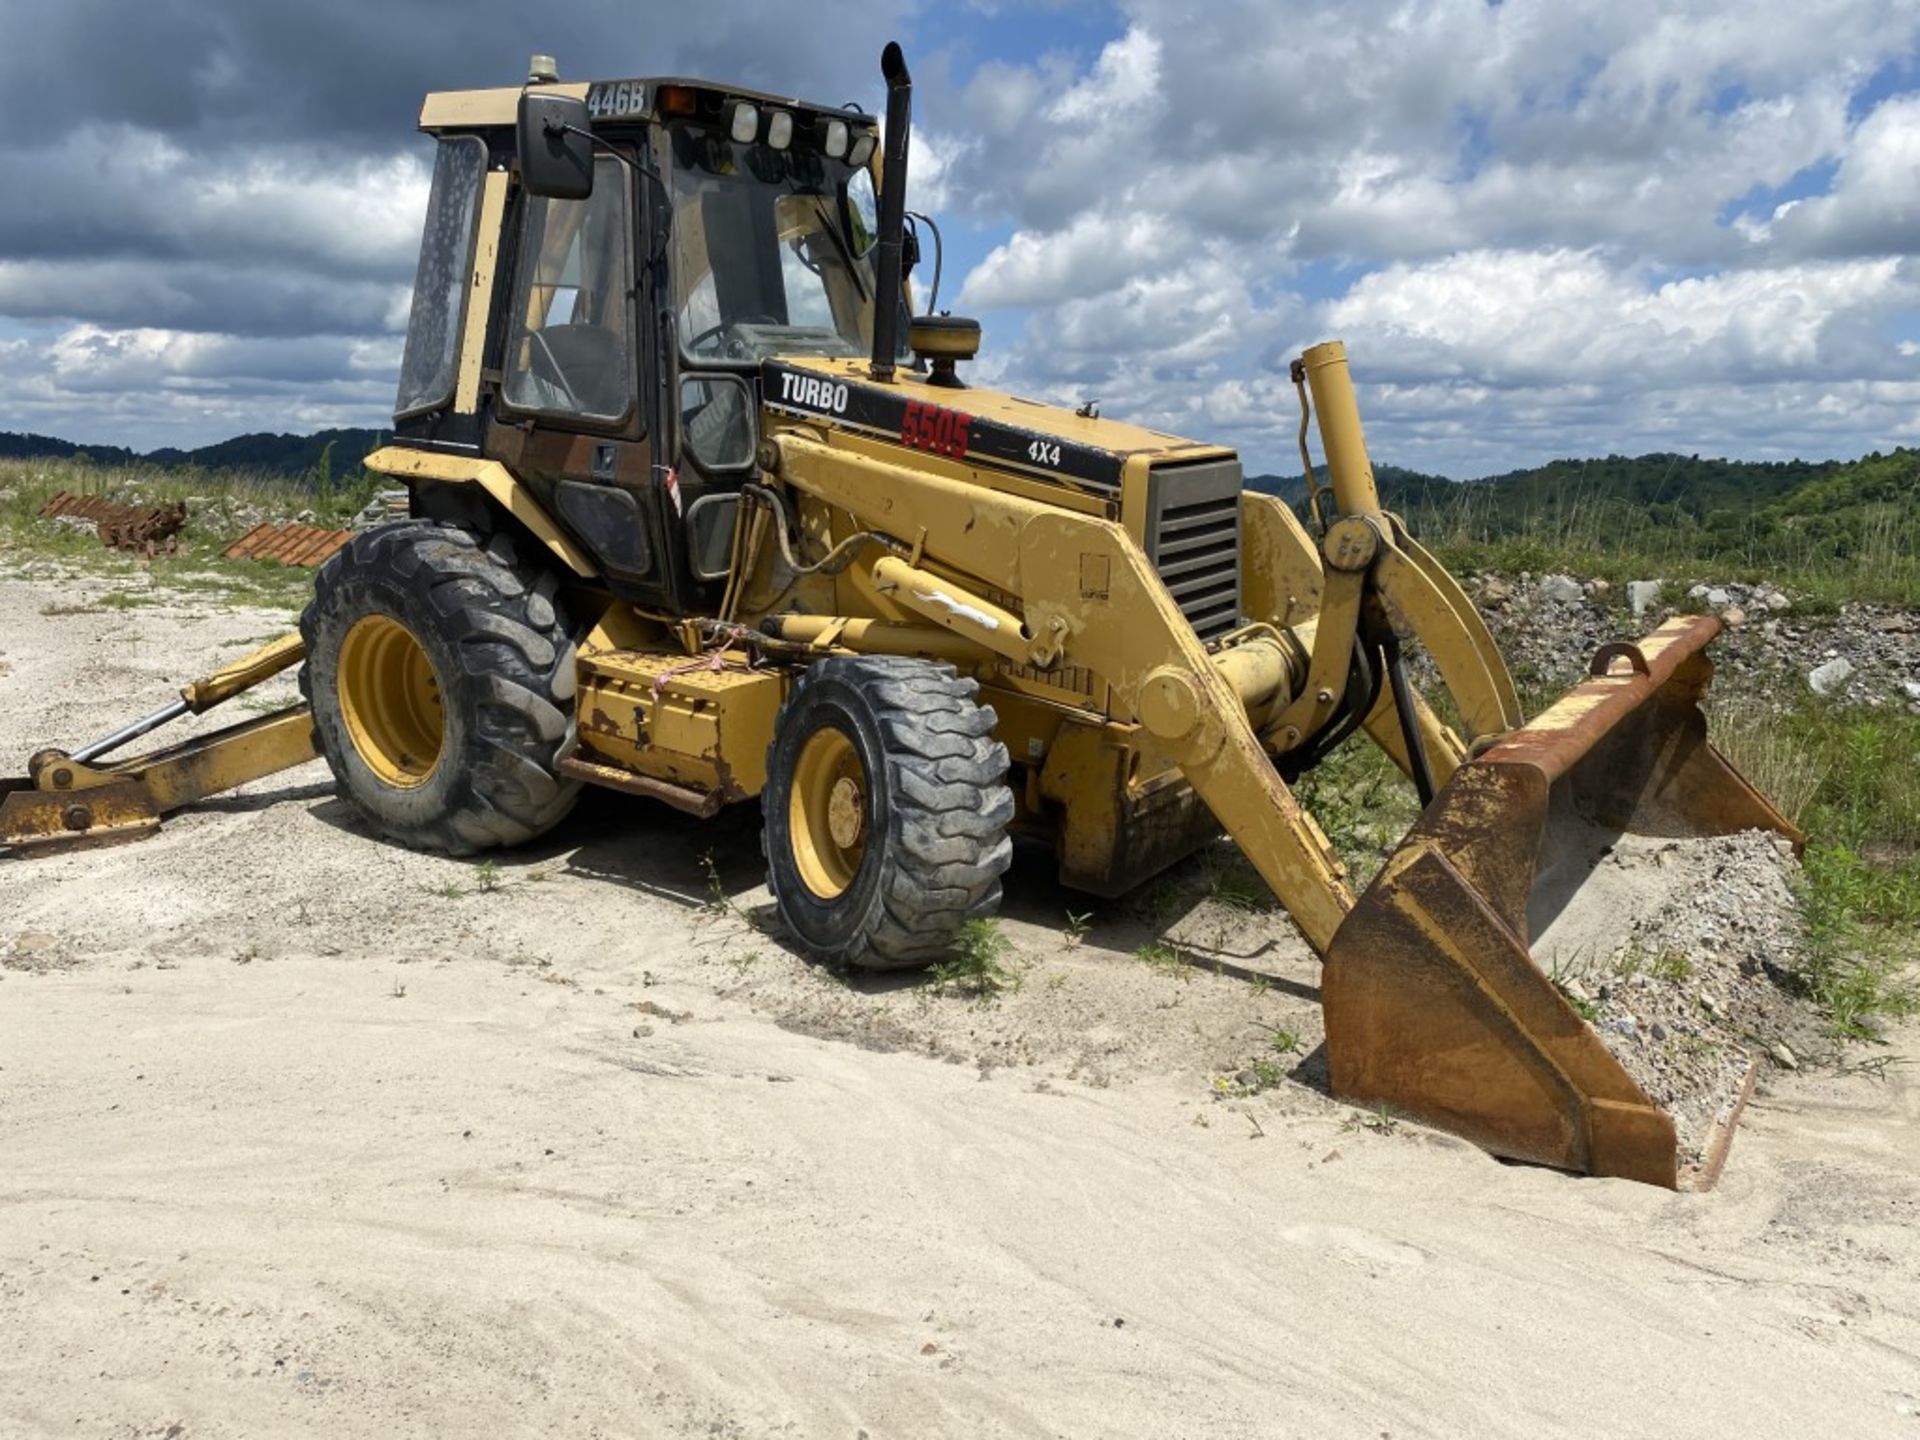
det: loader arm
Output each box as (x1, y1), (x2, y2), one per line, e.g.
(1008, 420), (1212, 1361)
(772, 430), (1361, 952)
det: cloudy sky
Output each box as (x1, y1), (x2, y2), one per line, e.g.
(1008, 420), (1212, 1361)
(1, 0), (1915, 476)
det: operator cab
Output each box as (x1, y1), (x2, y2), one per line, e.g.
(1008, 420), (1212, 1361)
(390, 66), (900, 611)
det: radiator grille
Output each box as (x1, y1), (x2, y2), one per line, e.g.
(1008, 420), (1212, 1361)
(1144, 458), (1244, 642)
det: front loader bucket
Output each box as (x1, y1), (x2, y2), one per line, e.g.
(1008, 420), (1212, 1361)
(1322, 616), (1801, 1189)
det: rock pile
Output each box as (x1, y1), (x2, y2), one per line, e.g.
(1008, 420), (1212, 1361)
(1531, 829), (1825, 1170)
(1463, 571), (1920, 709)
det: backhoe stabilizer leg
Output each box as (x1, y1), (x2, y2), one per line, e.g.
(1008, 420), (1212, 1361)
(1, 706), (319, 857)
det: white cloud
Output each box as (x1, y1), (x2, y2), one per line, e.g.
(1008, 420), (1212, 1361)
(937, 0), (1920, 474)
(960, 210), (1186, 308)
(1322, 249), (1915, 386)
(1766, 95), (1920, 259)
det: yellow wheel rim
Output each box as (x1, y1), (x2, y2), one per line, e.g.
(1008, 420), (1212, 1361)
(789, 726), (869, 900)
(337, 614), (445, 789)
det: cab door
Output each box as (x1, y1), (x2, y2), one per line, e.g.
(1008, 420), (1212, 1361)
(487, 152), (681, 606)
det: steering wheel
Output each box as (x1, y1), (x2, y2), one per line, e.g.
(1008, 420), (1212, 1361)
(528, 330), (584, 412)
(687, 314), (780, 359)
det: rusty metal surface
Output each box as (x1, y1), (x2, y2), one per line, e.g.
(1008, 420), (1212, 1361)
(557, 754), (723, 817)
(39, 491), (187, 556)
(1322, 618), (1801, 1190)
(222, 522), (352, 567)
(2, 707), (318, 858)
(0, 773), (163, 855)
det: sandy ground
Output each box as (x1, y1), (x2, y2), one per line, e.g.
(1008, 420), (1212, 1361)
(2, 563), (1919, 1440)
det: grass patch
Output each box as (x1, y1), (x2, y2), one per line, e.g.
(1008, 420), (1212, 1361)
(1289, 739), (1420, 888)
(1709, 708), (1831, 826)
(0, 455), (369, 611)
(1715, 700), (1920, 1038)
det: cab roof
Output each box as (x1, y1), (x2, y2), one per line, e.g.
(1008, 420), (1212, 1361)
(419, 76), (877, 134)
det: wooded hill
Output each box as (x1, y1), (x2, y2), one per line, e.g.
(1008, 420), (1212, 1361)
(0, 428), (387, 476)
(1249, 448), (1920, 570)
(4, 423), (1912, 571)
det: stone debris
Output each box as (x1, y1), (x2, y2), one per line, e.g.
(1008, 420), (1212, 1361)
(1458, 570), (1917, 710)
(1532, 830), (1823, 1168)
(1538, 573), (1584, 605)
(1808, 657), (1854, 695)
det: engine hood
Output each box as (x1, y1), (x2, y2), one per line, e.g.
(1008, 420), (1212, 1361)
(760, 355), (1232, 499)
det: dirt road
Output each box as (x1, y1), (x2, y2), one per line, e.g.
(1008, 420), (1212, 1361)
(3, 567), (1917, 1439)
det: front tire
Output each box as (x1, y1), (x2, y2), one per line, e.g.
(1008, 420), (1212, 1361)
(300, 520), (580, 854)
(763, 656), (1013, 969)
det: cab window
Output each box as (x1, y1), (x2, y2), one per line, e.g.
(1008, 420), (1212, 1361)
(395, 136), (486, 417)
(504, 155), (635, 423)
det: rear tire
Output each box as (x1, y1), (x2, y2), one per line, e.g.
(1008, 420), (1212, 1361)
(301, 520), (580, 854)
(763, 656), (1013, 969)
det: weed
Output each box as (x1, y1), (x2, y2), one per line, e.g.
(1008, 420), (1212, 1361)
(1343, 1103), (1400, 1135)
(430, 881), (466, 900)
(1649, 950), (1694, 983)
(1133, 941), (1189, 977)
(1064, 909), (1094, 946)
(1791, 840), (1920, 1038)
(1247, 1057), (1287, 1091)
(1549, 971), (1601, 1021)
(1545, 952), (1603, 1019)
(474, 859), (502, 894)
(1258, 1023), (1303, 1056)
(930, 918), (1020, 1000)
(1201, 847), (1272, 912)
(1290, 741), (1419, 887)
(698, 850), (728, 913)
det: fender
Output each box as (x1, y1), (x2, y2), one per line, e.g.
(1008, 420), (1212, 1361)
(362, 446), (599, 579)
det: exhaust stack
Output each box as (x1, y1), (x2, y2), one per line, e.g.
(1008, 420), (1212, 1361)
(869, 42), (912, 382)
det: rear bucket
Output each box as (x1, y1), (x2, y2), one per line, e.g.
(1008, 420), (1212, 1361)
(1322, 616), (1802, 1189)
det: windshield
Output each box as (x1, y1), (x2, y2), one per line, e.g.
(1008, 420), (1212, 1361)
(667, 122), (895, 364)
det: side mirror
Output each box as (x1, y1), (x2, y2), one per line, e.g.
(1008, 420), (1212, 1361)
(517, 93), (594, 199)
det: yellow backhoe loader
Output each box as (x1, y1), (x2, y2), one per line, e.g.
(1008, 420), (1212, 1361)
(2, 46), (1800, 1188)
